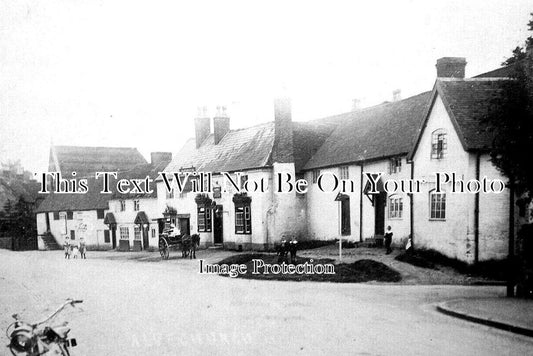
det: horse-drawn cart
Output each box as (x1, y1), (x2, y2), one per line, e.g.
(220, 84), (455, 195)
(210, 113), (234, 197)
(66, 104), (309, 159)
(158, 224), (200, 260)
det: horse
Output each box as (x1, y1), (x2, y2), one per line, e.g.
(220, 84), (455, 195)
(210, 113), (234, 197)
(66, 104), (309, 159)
(181, 234), (200, 259)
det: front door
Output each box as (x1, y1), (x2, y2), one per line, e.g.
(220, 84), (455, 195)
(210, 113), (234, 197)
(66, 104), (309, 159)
(142, 226), (149, 249)
(178, 218), (190, 236)
(341, 198), (351, 235)
(111, 228), (117, 249)
(374, 191), (387, 236)
(213, 205), (223, 244)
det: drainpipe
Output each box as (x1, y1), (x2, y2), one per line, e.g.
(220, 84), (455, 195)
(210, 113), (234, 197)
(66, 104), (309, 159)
(359, 164), (363, 242)
(474, 153), (480, 264)
(507, 180), (515, 297)
(410, 160), (414, 248)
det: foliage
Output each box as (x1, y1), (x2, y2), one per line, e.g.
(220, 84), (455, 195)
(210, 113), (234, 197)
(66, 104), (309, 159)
(484, 13), (533, 201)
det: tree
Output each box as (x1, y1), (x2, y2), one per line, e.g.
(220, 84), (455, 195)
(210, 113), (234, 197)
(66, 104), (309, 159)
(485, 13), (533, 203)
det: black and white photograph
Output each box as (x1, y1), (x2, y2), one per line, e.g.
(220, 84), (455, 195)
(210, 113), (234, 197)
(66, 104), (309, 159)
(1, 1), (533, 355)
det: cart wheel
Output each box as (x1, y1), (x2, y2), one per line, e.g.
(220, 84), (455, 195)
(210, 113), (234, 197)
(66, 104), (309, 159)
(159, 238), (169, 260)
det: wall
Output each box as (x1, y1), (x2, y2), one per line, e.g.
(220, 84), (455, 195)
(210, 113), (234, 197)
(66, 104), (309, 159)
(362, 158), (412, 246)
(478, 154), (510, 261)
(305, 164), (361, 241)
(156, 169), (275, 250)
(411, 93), (511, 263)
(109, 197), (161, 251)
(37, 210), (112, 250)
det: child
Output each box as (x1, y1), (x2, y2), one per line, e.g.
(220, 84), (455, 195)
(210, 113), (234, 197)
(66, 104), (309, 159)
(63, 237), (70, 259)
(72, 244), (79, 259)
(384, 226), (393, 254)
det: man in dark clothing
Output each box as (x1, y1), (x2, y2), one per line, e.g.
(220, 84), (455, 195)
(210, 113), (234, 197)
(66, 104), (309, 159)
(384, 226), (393, 254)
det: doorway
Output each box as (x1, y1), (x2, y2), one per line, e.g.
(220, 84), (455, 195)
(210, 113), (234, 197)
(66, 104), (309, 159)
(142, 225), (149, 249)
(374, 191), (387, 236)
(213, 205), (223, 244)
(178, 218), (190, 236)
(340, 198), (351, 235)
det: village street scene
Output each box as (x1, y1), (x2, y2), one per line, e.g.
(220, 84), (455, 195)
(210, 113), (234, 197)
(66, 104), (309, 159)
(2, 1), (533, 355)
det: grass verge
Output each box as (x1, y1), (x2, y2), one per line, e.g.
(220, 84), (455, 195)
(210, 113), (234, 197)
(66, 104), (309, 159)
(216, 253), (401, 283)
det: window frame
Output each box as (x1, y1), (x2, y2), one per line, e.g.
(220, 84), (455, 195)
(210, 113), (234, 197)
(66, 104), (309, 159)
(197, 205), (212, 232)
(431, 129), (448, 159)
(133, 200), (140, 212)
(119, 226), (130, 240)
(339, 166), (349, 180)
(429, 190), (446, 220)
(312, 169), (321, 184)
(388, 195), (403, 219)
(97, 209), (105, 219)
(389, 157), (402, 174)
(120, 200), (126, 212)
(235, 204), (252, 234)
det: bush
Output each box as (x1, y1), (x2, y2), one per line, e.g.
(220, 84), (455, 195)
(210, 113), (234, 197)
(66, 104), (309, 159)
(395, 248), (508, 280)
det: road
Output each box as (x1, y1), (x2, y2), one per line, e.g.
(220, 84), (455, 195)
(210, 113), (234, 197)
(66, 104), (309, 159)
(0, 249), (532, 355)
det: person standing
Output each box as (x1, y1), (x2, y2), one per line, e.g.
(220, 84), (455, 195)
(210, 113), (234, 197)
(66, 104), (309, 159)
(63, 236), (70, 259)
(79, 237), (87, 259)
(384, 226), (393, 254)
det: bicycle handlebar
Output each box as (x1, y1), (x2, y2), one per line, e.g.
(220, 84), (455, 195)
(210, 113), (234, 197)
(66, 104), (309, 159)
(34, 299), (84, 326)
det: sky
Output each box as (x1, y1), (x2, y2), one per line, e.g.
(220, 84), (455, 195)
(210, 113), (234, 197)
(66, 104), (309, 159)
(0, 0), (531, 174)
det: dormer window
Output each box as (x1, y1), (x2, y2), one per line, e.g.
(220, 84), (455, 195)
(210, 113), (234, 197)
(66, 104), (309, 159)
(431, 129), (447, 159)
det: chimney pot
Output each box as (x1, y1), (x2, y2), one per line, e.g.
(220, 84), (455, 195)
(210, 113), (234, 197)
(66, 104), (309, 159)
(436, 57), (467, 78)
(352, 98), (360, 111)
(392, 89), (401, 102)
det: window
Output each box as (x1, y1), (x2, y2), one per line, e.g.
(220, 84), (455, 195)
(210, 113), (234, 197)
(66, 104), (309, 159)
(97, 209), (105, 219)
(53, 211), (60, 220)
(431, 129), (447, 159)
(389, 196), (403, 219)
(312, 169), (321, 184)
(67, 211), (73, 220)
(70, 230), (75, 240)
(389, 157), (402, 174)
(120, 227), (129, 240)
(151, 228), (156, 238)
(104, 230), (110, 243)
(166, 189), (174, 199)
(197, 206), (212, 232)
(240, 174), (248, 190)
(430, 191), (446, 219)
(133, 200), (140, 211)
(120, 200), (126, 212)
(134, 226), (141, 240)
(235, 205), (252, 234)
(339, 166), (349, 180)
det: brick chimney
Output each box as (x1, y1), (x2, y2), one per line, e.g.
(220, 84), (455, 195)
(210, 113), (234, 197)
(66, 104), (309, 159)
(213, 106), (230, 145)
(436, 57), (467, 78)
(272, 97), (294, 163)
(194, 106), (210, 148)
(150, 152), (172, 165)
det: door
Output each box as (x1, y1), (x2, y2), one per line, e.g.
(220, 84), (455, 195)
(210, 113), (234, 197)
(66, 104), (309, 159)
(111, 228), (117, 249)
(341, 198), (351, 235)
(178, 218), (190, 236)
(374, 191), (386, 236)
(213, 205), (223, 244)
(142, 226), (149, 249)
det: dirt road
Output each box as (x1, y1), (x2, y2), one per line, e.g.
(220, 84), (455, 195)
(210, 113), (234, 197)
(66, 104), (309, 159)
(1, 249), (531, 355)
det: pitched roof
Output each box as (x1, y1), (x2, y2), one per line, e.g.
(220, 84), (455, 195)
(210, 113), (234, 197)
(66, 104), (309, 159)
(162, 120), (337, 175)
(35, 178), (111, 213)
(35, 159), (171, 213)
(49, 145), (147, 178)
(409, 78), (514, 158)
(303, 91), (432, 170)
(474, 63), (516, 78)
